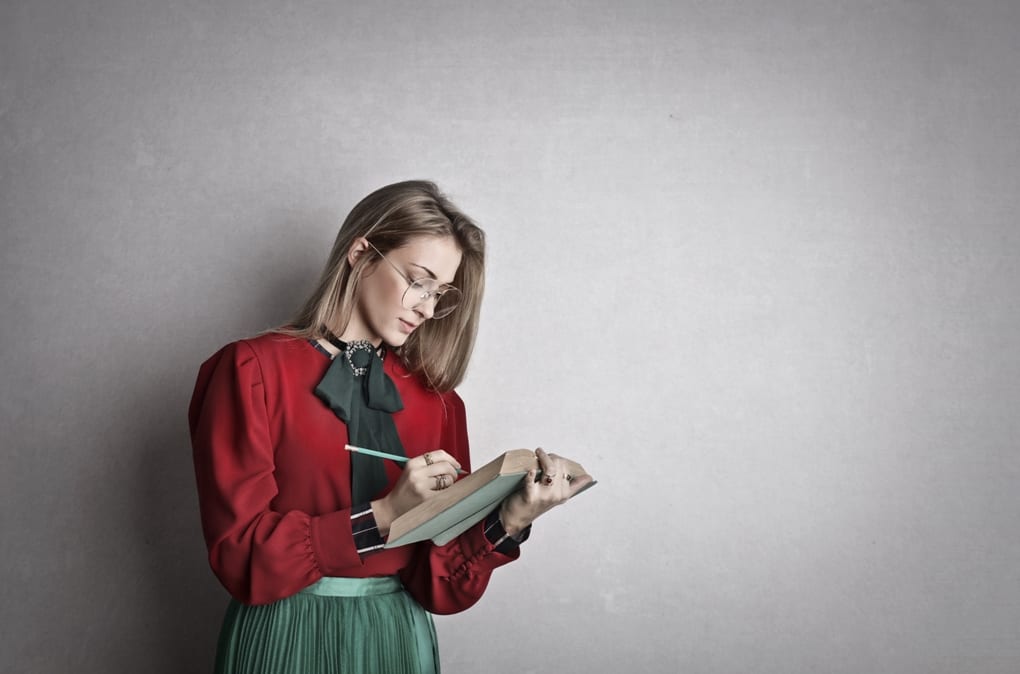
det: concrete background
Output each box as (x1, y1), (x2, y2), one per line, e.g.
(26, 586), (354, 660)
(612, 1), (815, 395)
(2, 1), (1018, 672)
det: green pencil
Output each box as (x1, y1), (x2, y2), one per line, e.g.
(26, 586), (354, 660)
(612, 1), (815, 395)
(344, 444), (467, 474)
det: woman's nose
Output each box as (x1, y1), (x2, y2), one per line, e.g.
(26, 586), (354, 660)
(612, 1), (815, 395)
(416, 296), (436, 320)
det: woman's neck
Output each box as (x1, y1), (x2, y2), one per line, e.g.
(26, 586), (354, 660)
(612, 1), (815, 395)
(319, 328), (384, 356)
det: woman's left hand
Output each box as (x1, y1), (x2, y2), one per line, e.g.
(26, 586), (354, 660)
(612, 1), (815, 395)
(498, 447), (593, 536)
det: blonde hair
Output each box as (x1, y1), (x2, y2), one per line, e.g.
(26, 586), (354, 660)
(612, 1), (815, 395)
(281, 180), (485, 392)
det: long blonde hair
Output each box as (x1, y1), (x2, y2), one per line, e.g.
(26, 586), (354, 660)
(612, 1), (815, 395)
(281, 180), (485, 392)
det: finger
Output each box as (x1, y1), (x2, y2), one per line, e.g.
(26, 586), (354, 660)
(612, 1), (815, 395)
(535, 447), (556, 484)
(418, 449), (462, 473)
(430, 473), (450, 491)
(539, 462), (573, 502)
(431, 464), (459, 483)
(564, 473), (594, 499)
(539, 453), (571, 491)
(421, 463), (460, 491)
(521, 468), (540, 501)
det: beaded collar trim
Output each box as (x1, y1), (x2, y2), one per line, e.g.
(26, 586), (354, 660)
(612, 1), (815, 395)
(322, 330), (385, 377)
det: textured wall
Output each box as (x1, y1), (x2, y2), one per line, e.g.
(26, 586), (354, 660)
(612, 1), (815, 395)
(2, 1), (1018, 673)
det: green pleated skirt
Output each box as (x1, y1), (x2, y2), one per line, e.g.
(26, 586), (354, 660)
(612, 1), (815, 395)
(214, 576), (439, 674)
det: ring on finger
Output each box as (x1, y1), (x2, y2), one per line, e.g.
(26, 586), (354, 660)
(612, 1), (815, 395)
(434, 474), (449, 490)
(424, 453), (433, 466)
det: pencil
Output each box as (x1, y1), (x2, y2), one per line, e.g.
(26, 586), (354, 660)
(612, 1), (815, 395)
(345, 444), (467, 474)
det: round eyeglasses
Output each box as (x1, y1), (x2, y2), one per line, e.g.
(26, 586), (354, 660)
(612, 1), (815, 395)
(401, 279), (462, 319)
(366, 241), (462, 319)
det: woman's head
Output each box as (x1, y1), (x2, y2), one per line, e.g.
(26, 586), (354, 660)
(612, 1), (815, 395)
(288, 180), (485, 391)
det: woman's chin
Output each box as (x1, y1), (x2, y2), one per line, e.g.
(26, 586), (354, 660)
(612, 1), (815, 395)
(385, 332), (410, 348)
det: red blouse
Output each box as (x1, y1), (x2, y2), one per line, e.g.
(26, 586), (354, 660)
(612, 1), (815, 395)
(188, 333), (518, 611)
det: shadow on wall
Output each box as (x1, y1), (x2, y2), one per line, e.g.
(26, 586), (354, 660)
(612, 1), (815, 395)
(128, 223), (324, 672)
(131, 411), (225, 672)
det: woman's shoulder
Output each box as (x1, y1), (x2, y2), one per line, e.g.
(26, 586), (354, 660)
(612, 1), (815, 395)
(238, 331), (308, 354)
(199, 332), (314, 371)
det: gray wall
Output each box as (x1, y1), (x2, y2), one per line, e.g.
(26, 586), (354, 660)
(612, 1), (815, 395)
(3, 2), (1018, 673)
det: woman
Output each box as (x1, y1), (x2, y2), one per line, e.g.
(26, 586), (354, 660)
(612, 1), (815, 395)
(189, 180), (592, 673)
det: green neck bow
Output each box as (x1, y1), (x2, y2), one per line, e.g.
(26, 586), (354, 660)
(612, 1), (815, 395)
(314, 336), (405, 504)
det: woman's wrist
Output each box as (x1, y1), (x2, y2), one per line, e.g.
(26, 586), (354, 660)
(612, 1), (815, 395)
(370, 496), (394, 537)
(498, 501), (531, 537)
(485, 508), (530, 552)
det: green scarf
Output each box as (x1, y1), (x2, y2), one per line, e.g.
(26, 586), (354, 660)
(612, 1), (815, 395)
(314, 337), (405, 504)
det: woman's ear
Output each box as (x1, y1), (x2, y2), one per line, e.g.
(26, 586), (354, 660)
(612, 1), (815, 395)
(347, 237), (370, 267)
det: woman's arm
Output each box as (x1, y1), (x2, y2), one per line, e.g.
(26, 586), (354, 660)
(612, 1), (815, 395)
(189, 341), (367, 606)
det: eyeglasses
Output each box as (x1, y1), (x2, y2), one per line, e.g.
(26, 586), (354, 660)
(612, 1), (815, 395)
(366, 241), (462, 319)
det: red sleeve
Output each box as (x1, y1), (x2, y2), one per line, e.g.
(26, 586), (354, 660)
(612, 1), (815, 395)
(398, 391), (521, 615)
(188, 342), (363, 606)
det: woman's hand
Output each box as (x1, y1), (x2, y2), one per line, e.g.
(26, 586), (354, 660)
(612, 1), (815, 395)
(499, 447), (593, 536)
(371, 450), (461, 536)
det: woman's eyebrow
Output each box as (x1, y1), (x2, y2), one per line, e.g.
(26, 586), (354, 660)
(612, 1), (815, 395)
(409, 262), (437, 280)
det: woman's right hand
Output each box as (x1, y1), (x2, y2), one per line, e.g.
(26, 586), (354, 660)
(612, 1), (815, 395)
(371, 450), (461, 536)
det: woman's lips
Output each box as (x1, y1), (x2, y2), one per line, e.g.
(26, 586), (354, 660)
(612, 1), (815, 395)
(398, 318), (418, 334)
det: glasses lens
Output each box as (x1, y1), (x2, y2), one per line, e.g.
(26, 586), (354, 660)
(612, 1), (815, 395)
(432, 286), (461, 319)
(402, 281), (461, 319)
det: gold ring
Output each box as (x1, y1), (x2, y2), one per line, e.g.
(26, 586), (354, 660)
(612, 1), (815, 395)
(434, 474), (448, 490)
(424, 453), (433, 466)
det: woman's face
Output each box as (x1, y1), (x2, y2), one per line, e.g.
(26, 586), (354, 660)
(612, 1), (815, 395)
(343, 234), (463, 347)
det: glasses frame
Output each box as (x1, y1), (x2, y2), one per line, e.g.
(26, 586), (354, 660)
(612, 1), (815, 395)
(364, 241), (461, 319)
